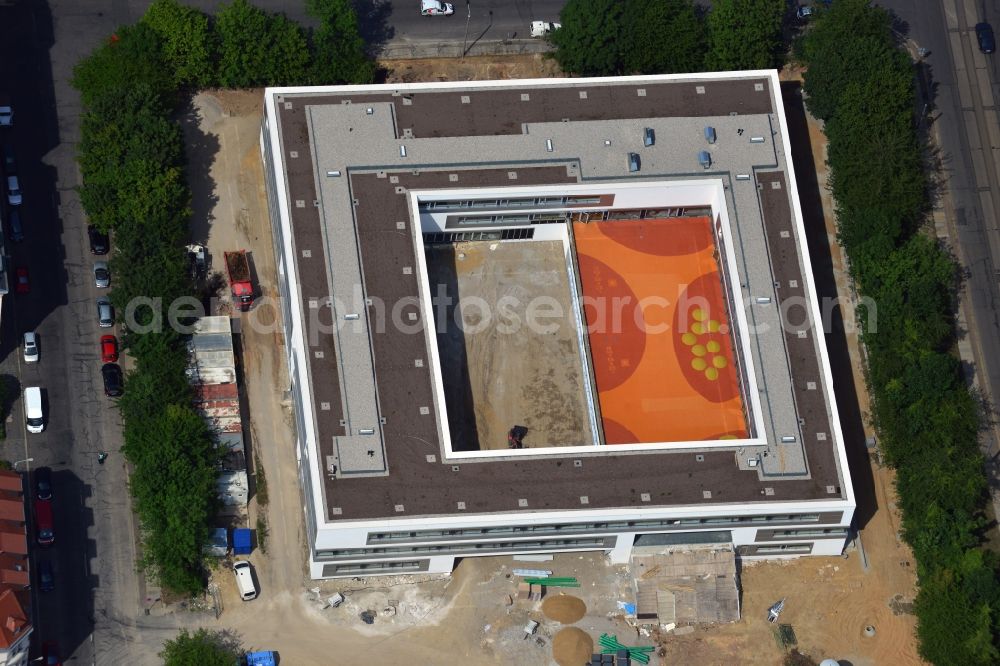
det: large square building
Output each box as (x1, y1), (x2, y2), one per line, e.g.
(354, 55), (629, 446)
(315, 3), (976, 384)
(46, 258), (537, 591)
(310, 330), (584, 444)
(259, 72), (856, 579)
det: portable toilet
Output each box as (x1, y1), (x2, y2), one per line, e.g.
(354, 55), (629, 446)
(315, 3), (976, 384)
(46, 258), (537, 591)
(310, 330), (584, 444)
(205, 527), (228, 557)
(233, 527), (253, 555)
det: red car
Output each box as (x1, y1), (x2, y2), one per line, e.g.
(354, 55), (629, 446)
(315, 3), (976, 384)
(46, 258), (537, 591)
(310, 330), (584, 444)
(14, 266), (28, 293)
(100, 335), (119, 363)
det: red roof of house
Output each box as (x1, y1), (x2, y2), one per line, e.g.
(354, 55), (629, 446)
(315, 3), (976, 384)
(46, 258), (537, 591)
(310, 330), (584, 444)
(0, 473), (20, 493)
(0, 500), (23, 523)
(0, 589), (29, 648)
(0, 529), (26, 557)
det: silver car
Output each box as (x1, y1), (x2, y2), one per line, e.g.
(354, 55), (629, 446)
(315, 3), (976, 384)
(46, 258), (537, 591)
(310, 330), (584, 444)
(93, 261), (110, 288)
(97, 297), (114, 328)
(22, 332), (38, 363)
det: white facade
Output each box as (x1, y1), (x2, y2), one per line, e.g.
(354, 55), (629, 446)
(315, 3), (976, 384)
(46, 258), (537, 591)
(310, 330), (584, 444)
(259, 71), (857, 579)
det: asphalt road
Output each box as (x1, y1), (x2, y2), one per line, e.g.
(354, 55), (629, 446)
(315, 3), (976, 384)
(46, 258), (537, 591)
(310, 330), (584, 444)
(875, 0), (1000, 509)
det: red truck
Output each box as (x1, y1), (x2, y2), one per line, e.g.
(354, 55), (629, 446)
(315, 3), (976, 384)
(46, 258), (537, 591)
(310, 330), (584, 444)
(225, 251), (255, 311)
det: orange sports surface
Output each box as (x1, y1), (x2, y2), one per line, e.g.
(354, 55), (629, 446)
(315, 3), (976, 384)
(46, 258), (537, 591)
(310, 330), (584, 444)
(573, 217), (749, 444)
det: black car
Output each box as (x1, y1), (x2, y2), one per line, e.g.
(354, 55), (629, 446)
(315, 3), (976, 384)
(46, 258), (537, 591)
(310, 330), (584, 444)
(37, 559), (54, 593)
(977, 22), (996, 54)
(1, 144), (13, 174)
(101, 363), (123, 397)
(8, 208), (22, 242)
(34, 467), (52, 501)
(88, 224), (109, 255)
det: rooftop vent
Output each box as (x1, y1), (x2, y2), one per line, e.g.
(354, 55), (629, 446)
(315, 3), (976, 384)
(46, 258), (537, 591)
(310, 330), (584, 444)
(698, 150), (712, 169)
(643, 127), (655, 147)
(545, 139), (554, 152)
(627, 152), (640, 172)
(704, 126), (716, 144)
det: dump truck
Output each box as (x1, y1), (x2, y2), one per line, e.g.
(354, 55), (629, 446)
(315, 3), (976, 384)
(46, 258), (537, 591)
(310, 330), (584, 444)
(224, 250), (254, 311)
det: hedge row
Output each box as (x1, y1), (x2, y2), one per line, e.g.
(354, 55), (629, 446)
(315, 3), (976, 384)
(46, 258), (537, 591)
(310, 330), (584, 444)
(550, 0), (786, 77)
(798, 2), (1000, 663)
(73, 23), (221, 595)
(71, 0), (375, 595)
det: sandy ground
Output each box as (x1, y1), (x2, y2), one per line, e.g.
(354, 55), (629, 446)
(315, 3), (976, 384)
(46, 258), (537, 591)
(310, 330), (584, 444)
(159, 57), (923, 666)
(427, 240), (592, 450)
(381, 54), (563, 84)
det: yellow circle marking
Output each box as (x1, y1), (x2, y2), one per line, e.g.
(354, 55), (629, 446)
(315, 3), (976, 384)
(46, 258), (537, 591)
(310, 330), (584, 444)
(691, 322), (705, 335)
(691, 358), (707, 371)
(681, 332), (698, 346)
(713, 355), (728, 369)
(706, 341), (721, 353)
(705, 367), (719, 381)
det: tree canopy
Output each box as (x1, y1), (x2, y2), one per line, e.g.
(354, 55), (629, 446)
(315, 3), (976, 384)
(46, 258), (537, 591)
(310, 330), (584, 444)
(621, 0), (706, 74)
(142, 0), (216, 88)
(550, 0), (626, 76)
(306, 0), (376, 84)
(215, 0), (310, 87)
(704, 0), (785, 71)
(160, 628), (242, 666)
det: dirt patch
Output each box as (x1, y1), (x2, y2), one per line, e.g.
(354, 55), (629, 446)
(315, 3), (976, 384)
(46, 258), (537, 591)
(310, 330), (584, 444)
(209, 88), (266, 117)
(542, 594), (587, 624)
(381, 54), (562, 84)
(427, 240), (592, 450)
(552, 627), (593, 666)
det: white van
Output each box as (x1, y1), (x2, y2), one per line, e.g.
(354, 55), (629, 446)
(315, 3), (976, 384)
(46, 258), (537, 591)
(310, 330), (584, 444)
(24, 387), (43, 433)
(233, 560), (257, 601)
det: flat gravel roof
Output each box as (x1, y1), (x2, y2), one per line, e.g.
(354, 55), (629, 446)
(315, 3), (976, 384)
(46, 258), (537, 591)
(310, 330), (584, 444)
(265, 75), (850, 523)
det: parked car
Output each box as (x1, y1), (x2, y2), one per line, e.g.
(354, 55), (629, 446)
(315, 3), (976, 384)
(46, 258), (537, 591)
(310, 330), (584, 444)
(37, 558), (54, 592)
(93, 261), (110, 288)
(22, 331), (38, 363)
(796, 5), (815, 19)
(6, 174), (21, 206)
(530, 21), (561, 37)
(41, 642), (61, 666)
(34, 497), (54, 545)
(420, 0), (454, 16)
(234, 560), (258, 600)
(977, 22), (996, 54)
(14, 266), (29, 293)
(24, 386), (44, 434)
(1, 144), (13, 173)
(34, 466), (52, 501)
(101, 363), (123, 397)
(100, 335), (118, 363)
(97, 297), (114, 327)
(0, 98), (11, 128)
(88, 224), (109, 255)
(8, 208), (23, 242)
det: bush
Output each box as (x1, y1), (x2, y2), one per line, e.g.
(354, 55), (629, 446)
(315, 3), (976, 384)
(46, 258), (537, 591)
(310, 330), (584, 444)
(160, 628), (242, 666)
(800, 1), (1000, 661)
(214, 0), (310, 87)
(704, 0), (785, 71)
(142, 0), (216, 88)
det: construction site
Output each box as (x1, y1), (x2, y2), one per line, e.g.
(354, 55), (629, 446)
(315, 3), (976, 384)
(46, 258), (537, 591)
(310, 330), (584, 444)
(183, 63), (923, 663)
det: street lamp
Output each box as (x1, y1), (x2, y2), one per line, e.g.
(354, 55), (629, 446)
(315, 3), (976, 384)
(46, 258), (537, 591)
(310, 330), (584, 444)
(463, 1), (471, 59)
(12, 458), (33, 471)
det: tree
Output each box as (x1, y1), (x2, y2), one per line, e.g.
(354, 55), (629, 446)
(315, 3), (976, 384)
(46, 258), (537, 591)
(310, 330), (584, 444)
(704, 0), (785, 71)
(796, 0), (896, 121)
(72, 23), (175, 107)
(142, 0), (216, 88)
(550, 0), (626, 76)
(307, 0), (375, 84)
(160, 628), (241, 666)
(621, 0), (706, 74)
(214, 0), (310, 87)
(126, 404), (223, 594)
